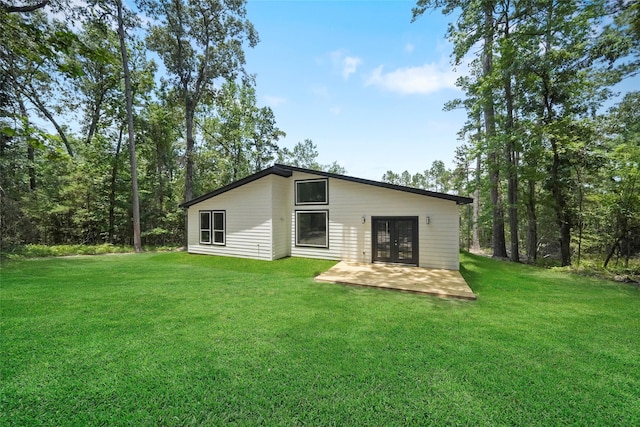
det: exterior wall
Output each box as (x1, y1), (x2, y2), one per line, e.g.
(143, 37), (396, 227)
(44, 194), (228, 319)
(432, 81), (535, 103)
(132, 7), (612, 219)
(186, 177), (274, 260)
(289, 171), (461, 270)
(186, 169), (462, 270)
(271, 175), (292, 259)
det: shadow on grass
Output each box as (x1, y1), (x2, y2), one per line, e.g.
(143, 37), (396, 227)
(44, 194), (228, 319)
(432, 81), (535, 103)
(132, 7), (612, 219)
(149, 251), (338, 279)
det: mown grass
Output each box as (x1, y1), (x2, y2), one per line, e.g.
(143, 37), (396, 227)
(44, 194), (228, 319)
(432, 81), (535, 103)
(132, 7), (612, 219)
(1, 252), (639, 425)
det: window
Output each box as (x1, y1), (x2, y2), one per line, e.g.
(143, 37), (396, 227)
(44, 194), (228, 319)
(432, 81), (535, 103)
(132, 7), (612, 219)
(295, 179), (328, 205)
(199, 210), (225, 245)
(200, 211), (211, 244)
(212, 211), (225, 245)
(296, 211), (328, 248)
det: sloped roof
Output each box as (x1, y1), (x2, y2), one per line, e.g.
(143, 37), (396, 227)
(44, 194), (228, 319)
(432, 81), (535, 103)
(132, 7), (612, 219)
(179, 164), (473, 208)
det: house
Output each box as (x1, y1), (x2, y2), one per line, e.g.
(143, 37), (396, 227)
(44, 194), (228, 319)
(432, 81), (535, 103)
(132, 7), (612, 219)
(179, 164), (473, 270)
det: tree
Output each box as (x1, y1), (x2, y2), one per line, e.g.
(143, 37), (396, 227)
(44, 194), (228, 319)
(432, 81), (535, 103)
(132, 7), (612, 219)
(137, 97), (183, 245)
(143, 0), (258, 202)
(413, 0), (637, 266)
(278, 139), (346, 174)
(597, 92), (640, 268)
(251, 106), (284, 171)
(1, 10), (79, 157)
(521, 0), (631, 265)
(413, 0), (507, 258)
(115, 0), (142, 252)
(198, 81), (283, 187)
(380, 161), (456, 194)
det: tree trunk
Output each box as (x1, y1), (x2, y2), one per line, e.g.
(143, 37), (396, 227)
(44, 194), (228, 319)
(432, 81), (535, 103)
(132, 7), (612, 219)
(156, 139), (165, 217)
(185, 102), (195, 202)
(85, 90), (106, 146)
(526, 179), (537, 263)
(576, 169), (584, 266)
(502, 8), (519, 262)
(108, 127), (123, 244)
(507, 147), (519, 261)
(482, 0), (507, 259)
(472, 151), (481, 251)
(550, 141), (571, 266)
(18, 99), (36, 191)
(116, 0), (142, 253)
(22, 87), (74, 157)
(603, 237), (622, 268)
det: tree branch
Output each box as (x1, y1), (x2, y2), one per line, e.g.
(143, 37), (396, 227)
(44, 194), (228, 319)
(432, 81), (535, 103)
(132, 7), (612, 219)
(2, 0), (49, 13)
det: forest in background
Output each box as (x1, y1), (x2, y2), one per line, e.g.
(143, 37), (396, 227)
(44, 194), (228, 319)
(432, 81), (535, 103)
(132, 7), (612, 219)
(383, 0), (639, 269)
(1, 0), (639, 270)
(1, 0), (344, 252)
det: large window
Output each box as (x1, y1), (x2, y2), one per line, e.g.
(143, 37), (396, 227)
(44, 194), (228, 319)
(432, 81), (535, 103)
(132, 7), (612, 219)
(295, 179), (328, 205)
(296, 211), (328, 248)
(199, 210), (225, 245)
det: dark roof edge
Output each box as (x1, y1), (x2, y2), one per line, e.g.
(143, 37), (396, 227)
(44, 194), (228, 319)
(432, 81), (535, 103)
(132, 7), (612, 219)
(179, 163), (473, 208)
(178, 165), (292, 208)
(272, 164), (473, 205)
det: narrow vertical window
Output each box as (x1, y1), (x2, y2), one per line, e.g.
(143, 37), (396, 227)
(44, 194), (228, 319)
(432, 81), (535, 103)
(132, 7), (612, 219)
(199, 211), (211, 244)
(212, 211), (225, 245)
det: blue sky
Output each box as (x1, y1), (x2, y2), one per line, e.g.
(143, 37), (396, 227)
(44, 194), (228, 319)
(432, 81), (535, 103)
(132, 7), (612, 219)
(243, 0), (467, 180)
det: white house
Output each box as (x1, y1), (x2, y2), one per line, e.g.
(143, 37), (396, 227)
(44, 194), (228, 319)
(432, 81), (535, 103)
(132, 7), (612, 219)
(179, 164), (473, 270)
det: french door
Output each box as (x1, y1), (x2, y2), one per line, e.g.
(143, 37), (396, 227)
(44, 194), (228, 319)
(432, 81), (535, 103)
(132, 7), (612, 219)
(372, 217), (418, 265)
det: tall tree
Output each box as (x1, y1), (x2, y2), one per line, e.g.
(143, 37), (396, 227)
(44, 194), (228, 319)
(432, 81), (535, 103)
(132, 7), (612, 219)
(143, 0), (259, 202)
(498, 0), (519, 261)
(522, 0), (629, 265)
(413, 0), (508, 258)
(115, 0), (142, 252)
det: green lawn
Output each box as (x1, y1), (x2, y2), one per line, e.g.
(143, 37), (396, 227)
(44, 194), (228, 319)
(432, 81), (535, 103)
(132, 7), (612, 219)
(1, 252), (639, 426)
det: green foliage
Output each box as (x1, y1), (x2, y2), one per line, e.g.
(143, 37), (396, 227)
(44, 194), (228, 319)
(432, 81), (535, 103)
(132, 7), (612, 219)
(142, 0), (259, 200)
(278, 139), (347, 174)
(413, 0), (640, 265)
(197, 81), (284, 192)
(380, 160), (455, 193)
(1, 252), (639, 424)
(0, 0), (345, 252)
(0, 244), (180, 259)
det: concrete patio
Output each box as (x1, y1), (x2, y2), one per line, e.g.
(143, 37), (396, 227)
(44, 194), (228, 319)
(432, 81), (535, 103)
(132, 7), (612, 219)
(315, 261), (476, 300)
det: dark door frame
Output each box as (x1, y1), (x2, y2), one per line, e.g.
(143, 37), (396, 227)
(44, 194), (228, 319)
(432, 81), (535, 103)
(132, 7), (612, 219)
(371, 216), (419, 265)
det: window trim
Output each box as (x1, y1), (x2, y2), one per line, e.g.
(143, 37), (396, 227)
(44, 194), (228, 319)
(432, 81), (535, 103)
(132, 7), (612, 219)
(199, 210), (226, 246)
(295, 210), (329, 248)
(295, 178), (329, 205)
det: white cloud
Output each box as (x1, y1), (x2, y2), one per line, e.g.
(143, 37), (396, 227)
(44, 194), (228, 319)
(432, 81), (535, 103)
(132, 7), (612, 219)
(329, 106), (342, 115)
(364, 63), (459, 95)
(342, 56), (362, 79)
(329, 50), (363, 80)
(264, 96), (286, 107)
(404, 43), (415, 54)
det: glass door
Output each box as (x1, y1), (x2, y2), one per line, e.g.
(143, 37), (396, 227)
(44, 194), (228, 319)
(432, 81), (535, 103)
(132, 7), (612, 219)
(372, 217), (418, 265)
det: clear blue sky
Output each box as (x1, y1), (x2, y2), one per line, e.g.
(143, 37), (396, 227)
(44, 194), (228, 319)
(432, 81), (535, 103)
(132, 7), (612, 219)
(244, 0), (466, 180)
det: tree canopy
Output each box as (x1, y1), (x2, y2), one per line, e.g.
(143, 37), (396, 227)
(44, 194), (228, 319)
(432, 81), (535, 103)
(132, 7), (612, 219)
(0, 0), (343, 251)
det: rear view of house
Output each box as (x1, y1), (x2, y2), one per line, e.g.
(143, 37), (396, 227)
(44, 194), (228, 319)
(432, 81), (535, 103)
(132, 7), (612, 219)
(179, 164), (472, 270)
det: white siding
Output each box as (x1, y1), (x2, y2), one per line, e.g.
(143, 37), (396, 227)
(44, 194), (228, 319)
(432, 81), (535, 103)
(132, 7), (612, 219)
(186, 169), (463, 270)
(187, 177), (274, 260)
(271, 175), (292, 259)
(289, 172), (461, 270)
